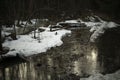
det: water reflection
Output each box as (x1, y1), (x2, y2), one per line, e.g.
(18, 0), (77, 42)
(47, 56), (53, 67)
(90, 48), (98, 72)
(1, 49), (97, 80)
(91, 48), (97, 61)
(73, 61), (81, 75)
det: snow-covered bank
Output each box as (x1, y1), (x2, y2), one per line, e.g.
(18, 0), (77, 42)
(89, 21), (118, 42)
(81, 16), (119, 42)
(81, 70), (120, 80)
(64, 17), (119, 42)
(3, 27), (71, 56)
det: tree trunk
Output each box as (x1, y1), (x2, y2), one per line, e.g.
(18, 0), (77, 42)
(0, 25), (3, 53)
(2, 68), (5, 80)
(13, 24), (17, 40)
(34, 19), (37, 39)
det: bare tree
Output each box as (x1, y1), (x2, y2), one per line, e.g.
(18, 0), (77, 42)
(0, 25), (3, 53)
(34, 19), (37, 39)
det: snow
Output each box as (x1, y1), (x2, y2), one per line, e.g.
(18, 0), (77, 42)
(2, 31), (11, 36)
(89, 21), (118, 42)
(106, 22), (118, 28)
(84, 22), (102, 28)
(2, 26), (14, 37)
(15, 19), (37, 28)
(31, 19), (37, 24)
(3, 27), (71, 56)
(57, 20), (79, 26)
(81, 70), (120, 80)
(80, 19), (102, 28)
(78, 16), (119, 42)
(2, 26), (13, 31)
(65, 20), (79, 23)
(57, 17), (119, 42)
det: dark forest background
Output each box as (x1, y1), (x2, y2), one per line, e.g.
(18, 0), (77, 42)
(0, 0), (120, 54)
(0, 0), (120, 24)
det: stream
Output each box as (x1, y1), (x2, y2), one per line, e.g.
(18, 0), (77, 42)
(0, 27), (120, 80)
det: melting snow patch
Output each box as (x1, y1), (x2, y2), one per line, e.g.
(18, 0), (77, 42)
(3, 27), (71, 56)
(65, 20), (79, 23)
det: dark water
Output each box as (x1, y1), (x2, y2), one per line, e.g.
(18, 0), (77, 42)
(0, 27), (120, 80)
